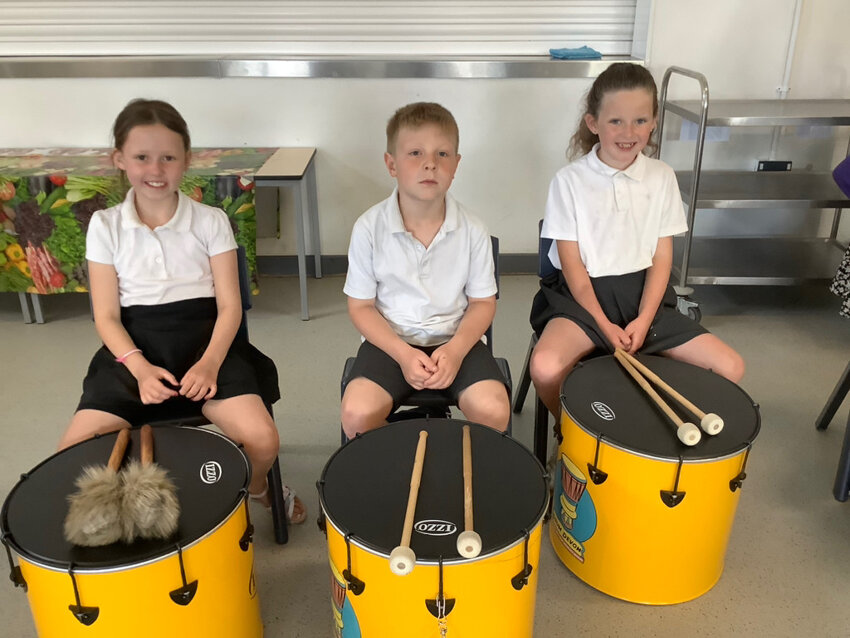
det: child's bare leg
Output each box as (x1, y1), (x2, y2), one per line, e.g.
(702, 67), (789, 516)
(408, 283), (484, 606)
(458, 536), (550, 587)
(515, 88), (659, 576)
(457, 379), (510, 431)
(530, 318), (596, 417)
(203, 394), (280, 493)
(340, 378), (393, 440)
(661, 334), (745, 383)
(58, 409), (131, 450)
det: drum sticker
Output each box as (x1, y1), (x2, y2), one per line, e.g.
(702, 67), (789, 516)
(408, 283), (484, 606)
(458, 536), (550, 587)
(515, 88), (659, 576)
(552, 454), (597, 563)
(329, 560), (362, 638)
(199, 460), (222, 484)
(414, 520), (458, 536)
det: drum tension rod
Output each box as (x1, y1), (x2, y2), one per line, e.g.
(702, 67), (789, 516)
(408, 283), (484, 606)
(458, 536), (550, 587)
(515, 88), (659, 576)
(315, 481), (327, 535)
(511, 529), (533, 591)
(239, 491), (254, 551)
(169, 543), (199, 606)
(425, 556), (455, 620)
(67, 563), (99, 626)
(587, 434), (608, 485)
(729, 444), (753, 493)
(660, 457), (687, 508)
(1, 533), (26, 591)
(342, 533), (365, 596)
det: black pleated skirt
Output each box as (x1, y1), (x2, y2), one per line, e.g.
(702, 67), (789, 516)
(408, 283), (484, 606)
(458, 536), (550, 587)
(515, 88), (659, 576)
(77, 297), (280, 425)
(529, 269), (706, 354)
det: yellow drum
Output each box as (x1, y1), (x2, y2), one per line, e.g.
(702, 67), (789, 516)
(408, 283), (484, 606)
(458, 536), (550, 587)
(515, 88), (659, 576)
(1, 427), (262, 637)
(318, 419), (549, 637)
(551, 355), (760, 605)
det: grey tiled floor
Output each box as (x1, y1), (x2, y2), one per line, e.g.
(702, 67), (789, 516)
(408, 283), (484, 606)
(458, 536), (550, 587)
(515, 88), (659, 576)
(2, 274), (850, 637)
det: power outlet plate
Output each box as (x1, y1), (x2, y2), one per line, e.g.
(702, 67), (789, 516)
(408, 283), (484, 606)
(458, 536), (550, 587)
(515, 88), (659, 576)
(757, 160), (792, 172)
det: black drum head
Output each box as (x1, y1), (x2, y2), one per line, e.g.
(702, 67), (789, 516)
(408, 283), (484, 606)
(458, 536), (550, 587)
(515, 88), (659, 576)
(1, 426), (249, 570)
(560, 355), (760, 460)
(318, 419), (548, 562)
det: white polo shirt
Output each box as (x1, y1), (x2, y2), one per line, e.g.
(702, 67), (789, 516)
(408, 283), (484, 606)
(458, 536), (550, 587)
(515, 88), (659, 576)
(86, 189), (238, 306)
(542, 144), (687, 277)
(344, 188), (497, 347)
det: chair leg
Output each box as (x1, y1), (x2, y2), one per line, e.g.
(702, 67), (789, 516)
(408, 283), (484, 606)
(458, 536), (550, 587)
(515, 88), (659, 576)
(512, 336), (535, 414)
(816, 360), (850, 430)
(267, 457), (289, 544)
(533, 395), (549, 468)
(832, 410), (850, 502)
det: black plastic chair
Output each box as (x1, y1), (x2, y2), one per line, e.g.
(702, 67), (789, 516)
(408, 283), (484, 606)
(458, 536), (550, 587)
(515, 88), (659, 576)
(340, 236), (513, 444)
(511, 221), (556, 467)
(815, 361), (850, 501)
(147, 246), (289, 543)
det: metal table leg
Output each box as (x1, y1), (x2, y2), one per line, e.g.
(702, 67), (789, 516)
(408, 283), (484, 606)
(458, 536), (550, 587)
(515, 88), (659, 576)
(306, 158), (322, 279)
(18, 292), (33, 323)
(30, 293), (44, 324)
(292, 183), (309, 321)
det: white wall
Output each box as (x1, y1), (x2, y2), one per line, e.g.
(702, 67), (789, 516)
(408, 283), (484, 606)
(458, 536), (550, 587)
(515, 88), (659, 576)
(0, 0), (847, 256)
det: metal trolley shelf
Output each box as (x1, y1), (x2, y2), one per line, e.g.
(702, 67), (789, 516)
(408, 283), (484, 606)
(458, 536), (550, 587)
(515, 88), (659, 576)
(656, 67), (850, 317)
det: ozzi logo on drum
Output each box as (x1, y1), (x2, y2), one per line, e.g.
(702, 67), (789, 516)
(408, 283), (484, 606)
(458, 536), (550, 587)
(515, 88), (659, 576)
(591, 401), (615, 421)
(414, 520), (458, 536)
(200, 461), (223, 484)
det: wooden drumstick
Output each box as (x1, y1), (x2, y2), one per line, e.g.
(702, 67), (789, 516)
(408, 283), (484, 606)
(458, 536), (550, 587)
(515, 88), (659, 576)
(613, 350), (701, 446)
(389, 430), (428, 576)
(617, 349), (724, 435)
(456, 425), (482, 558)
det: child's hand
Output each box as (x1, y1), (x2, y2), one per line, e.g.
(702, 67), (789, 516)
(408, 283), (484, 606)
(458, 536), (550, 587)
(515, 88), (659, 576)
(599, 320), (632, 352)
(400, 348), (437, 390)
(623, 316), (651, 354)
(134, 364), (180, 405)
(179, 359), (221, 401)
(423, 344), (462, 390)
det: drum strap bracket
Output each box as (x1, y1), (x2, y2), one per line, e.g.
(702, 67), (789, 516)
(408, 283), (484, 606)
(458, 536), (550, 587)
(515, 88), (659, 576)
(239, 492), (254, 551)
(660, 457), (687, 508)
(511, 529), (534, 591)
(729, 444), (753, 493)
(587, 434), (608, 485)
(1, 533), (26, 591)
(67, 564), (99, 626)
(425, 556), (455, 623)
(169, 543), (199, 606)
(342, 533), (365, 596)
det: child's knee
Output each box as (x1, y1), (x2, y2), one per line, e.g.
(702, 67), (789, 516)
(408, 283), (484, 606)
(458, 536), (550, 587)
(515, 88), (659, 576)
(530, 347), (570, 386)
(720, 350), (745, 383)
(341, 393), (389, 437)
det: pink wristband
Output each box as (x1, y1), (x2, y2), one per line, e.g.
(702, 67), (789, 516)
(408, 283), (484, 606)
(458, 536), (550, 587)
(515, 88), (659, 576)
(115, 349), (142, 364)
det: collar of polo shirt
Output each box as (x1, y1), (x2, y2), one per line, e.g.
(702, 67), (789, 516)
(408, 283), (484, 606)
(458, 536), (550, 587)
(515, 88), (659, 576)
(118, 188), (194, 232)
(586, 142), (647, 182)
(386, 187), (460, 237)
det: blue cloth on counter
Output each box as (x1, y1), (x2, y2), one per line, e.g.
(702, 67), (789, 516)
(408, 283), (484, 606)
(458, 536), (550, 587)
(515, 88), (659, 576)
(834, 155), (850, 199)
(549, 46), (602, 60)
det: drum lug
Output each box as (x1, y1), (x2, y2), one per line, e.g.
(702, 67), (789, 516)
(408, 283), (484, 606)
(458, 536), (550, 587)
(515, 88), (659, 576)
(239, 495), (254, 551)
(1, 533), (26, 591)
(660, 457), (686, 508)
(169, 544), (199, 606)
(425, 557), (456, 619)
(343, 533), (365, 596)
(587, 434), (608, 485)
(67, 565), (99, 626)
(510, 529), (534, 591)
(729, 445), (753, 493)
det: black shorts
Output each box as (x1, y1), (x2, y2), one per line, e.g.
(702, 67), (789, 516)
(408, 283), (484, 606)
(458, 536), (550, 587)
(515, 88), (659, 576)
(529, 269), (707, 354)
(76, 297), (280, 425)
(347, 340), (509, 409)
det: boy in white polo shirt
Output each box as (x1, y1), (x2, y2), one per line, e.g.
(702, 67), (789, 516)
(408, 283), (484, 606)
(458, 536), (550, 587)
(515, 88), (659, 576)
(341, 102), (510, 438)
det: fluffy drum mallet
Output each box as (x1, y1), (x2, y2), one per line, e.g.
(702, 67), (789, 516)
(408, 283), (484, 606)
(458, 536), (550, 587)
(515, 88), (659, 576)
(121, 425), (180, 542)
(64, 429), (131, 547)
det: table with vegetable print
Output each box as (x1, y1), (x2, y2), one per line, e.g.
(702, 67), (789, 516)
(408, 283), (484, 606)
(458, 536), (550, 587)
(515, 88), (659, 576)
(0, 147), (275, 322)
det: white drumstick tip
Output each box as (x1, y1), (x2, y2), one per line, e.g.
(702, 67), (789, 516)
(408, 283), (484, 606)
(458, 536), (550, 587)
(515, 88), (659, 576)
(389, 546), (416, 576)
(677, 422), (701, 446)
(700, 413), (724, 435)
(456, 530), (482, 558)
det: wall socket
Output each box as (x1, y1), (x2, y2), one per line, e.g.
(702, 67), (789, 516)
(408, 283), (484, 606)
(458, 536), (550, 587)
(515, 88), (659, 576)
(757, 160), (792, 172)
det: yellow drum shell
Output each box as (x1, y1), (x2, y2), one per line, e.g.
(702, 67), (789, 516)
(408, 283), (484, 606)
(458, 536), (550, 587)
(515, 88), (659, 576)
(551, 411), (748, 605)
(326, 516), (543, 637)
(17, 500), (261, 638)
